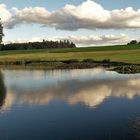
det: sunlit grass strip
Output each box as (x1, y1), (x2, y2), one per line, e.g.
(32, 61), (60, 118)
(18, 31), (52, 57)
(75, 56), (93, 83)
(0, 44), (139, 64)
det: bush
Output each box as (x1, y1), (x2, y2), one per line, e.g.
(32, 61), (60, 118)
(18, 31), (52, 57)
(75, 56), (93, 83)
(82, 59), (95, 63)
(102, 59), (111, 63)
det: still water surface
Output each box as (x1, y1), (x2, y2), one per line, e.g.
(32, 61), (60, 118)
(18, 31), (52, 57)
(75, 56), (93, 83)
(0, 68), (140, 140)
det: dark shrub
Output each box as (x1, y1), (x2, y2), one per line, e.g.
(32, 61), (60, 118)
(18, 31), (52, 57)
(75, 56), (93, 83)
(102, 59), (111, 63)
(82, 59), (95, 63)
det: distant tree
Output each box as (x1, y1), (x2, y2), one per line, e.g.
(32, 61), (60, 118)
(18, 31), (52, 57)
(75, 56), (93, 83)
(128, 40), (138, 45)
(70, 41), (76, 48)
(0, 19), (4, 44)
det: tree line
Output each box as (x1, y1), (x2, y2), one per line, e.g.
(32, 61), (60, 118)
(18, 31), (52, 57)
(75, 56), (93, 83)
(0, 40), (76, 51)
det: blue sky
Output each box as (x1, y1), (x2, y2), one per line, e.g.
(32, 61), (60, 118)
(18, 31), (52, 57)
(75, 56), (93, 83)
(0, 0), (140, 46)
(1, 0), (140, 10)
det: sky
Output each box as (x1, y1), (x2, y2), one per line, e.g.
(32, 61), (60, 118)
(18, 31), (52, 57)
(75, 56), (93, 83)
(0, 0), (140, 47)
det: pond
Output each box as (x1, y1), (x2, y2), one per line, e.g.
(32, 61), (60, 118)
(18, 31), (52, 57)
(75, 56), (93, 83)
(0, 68), (140, 140)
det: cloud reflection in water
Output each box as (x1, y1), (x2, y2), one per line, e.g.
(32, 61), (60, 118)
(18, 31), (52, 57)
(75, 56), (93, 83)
(1, 68), (140, 111)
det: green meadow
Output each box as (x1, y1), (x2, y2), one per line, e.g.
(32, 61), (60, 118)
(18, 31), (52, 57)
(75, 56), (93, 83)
(0, 44), (140, 64)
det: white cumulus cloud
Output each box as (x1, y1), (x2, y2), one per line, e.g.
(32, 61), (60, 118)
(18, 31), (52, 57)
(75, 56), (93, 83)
(0, 0), (140, 30)
(4, 34), (130, 47)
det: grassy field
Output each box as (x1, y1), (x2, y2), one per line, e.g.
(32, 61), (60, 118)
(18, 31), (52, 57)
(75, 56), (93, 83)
(0, 44), (140, 64)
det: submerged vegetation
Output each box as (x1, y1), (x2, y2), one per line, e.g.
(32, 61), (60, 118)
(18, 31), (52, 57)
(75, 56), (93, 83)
(112, 65), (140, 74)
(132, 118), (140, 140)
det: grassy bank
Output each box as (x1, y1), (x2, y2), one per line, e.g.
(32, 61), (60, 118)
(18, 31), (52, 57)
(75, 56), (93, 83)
(0, 44), (140, 73)
(0, 44), (140, 64)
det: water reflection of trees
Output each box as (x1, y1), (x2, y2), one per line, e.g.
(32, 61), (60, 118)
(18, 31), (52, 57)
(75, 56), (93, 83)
(0, 71), (6, 109)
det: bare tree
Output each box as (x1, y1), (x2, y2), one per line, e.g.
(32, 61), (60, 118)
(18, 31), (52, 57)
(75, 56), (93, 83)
(0, 19), (4, 44)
